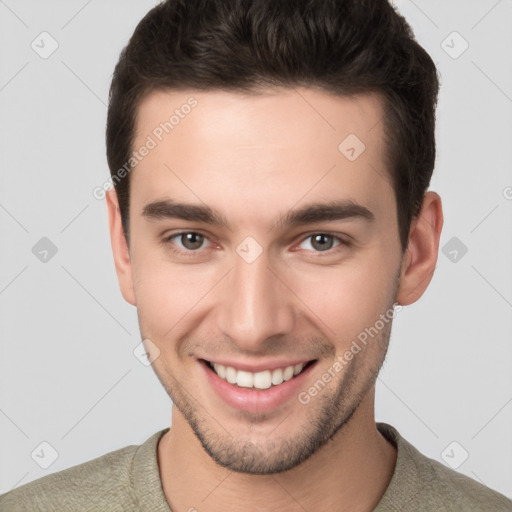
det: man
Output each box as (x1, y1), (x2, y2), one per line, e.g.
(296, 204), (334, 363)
(1, 0), (510, 510)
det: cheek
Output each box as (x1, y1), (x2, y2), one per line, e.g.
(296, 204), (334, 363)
(287, 250), (397, 343)
(131, 234), (399, 350)
(131, 253), (213, 340)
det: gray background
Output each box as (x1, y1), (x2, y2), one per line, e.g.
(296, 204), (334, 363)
(1, 0), (511, 500)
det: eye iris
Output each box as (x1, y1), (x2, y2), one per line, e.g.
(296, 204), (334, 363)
(177, 234), (338, 252)
(311, 234), (333, 251)
(181, 232), (204, 250)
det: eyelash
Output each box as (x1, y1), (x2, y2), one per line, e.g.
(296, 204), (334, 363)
(162, 231), (350, 257)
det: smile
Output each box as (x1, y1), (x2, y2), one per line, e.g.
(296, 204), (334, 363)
(203, 360), (316, 390)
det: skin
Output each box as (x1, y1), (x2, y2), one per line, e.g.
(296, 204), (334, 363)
(106, 86), (443, 512)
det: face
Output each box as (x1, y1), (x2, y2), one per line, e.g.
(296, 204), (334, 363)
(110, 87), (409, 474)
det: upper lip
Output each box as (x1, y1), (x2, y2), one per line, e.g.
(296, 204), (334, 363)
(200, 357), (316, 373)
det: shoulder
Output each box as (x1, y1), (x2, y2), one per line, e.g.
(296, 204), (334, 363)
(414, 450), (512, 511)
(0, 445), (138, 512)
(376, 422), (512, 512)
(0, 430), (166, 512)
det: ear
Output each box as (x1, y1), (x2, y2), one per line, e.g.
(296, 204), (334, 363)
(396, 191), (444, 306)
(106, 188), (136, 306)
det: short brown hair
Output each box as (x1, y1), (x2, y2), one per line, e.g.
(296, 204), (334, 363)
(106, 0), (439, 252)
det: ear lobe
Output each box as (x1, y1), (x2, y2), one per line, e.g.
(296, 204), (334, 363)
(396, 191), (444, 306)
(106, 188), (136, 306)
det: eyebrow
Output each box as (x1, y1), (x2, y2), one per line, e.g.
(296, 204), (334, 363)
(142, 198), (375, 231)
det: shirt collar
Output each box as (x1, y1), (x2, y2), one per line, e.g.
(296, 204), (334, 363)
(131, 428), (172, 512)
(374, 422), (422, 510)
(131, 422), (416, 511)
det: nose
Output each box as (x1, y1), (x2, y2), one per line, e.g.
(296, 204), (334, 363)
(216, 245), (295, 352)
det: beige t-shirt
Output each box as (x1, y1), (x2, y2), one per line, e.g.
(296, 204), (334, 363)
(0, 422), (510, 511)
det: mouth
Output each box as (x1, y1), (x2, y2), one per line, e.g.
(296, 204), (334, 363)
(200, 358), (317, 390)
(199, 357), (319, 414)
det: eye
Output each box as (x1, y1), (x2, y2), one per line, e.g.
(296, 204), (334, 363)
(297, 233), (347, 253)
(162, 231), (349, 257)
(164, 231), (212, 254)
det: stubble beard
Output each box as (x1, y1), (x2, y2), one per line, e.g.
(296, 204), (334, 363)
(149, 315), (393, 475)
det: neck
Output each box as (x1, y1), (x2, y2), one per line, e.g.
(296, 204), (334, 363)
(157, 388), (397, 512)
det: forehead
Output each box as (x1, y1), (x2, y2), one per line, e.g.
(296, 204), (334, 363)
(130, 86), (393, 227)
(135, 86), (385, 153)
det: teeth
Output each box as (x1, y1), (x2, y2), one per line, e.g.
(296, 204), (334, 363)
(253, 370), (272, 389)
(213, 363), (226, 379)
(209, 361), (306, 390)
(283, 365), (294, 381)
(271, 368), (284, 386)
(236, 370), (253, 388)
(225, 365), (237, 384)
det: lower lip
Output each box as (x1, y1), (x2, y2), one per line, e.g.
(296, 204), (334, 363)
(200, 359), (317, 414)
